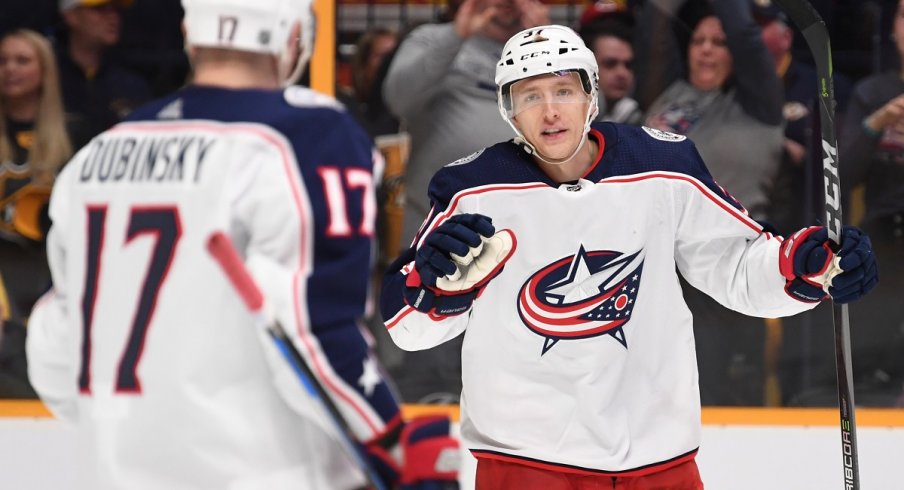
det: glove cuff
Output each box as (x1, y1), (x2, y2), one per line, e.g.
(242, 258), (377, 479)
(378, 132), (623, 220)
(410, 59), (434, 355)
(779, 226), (826, 281)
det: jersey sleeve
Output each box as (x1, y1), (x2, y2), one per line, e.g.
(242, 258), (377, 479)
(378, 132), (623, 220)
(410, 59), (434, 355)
(671, 145), (816, 317)
(230, 123), (403, 443)
(379, 170), (473, 351)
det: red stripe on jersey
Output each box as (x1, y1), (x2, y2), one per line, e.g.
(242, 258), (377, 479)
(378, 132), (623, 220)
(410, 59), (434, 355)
(597, 172), (763, 233)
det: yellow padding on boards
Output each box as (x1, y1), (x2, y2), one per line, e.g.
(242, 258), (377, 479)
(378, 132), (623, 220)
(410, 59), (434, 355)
(3, 401), (903, 427)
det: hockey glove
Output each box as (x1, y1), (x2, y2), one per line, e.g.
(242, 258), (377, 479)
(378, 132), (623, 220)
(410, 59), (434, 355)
(405, 214), (514, 316)
(366, 415), (461, 490)
(779, 225), (878, 304)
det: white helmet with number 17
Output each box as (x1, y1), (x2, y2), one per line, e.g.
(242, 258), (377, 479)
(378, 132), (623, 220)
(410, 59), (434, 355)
(495, 25), (599, 163)
(181, 0), (314, 86)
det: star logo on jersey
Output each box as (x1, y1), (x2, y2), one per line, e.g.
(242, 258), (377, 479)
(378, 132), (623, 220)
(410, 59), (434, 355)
(358, 356), (381, 397)
(517, 245), (644, 355)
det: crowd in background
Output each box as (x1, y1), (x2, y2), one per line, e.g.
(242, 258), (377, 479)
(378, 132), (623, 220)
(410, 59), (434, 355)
(0, 0), (902, 409)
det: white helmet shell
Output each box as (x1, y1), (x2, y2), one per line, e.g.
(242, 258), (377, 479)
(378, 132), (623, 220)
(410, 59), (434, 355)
(181, 0), (314, 85)
(495, 25), (599, 161)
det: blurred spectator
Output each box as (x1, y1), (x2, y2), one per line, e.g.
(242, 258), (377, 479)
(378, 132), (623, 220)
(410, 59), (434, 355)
(338, 28), (400, 138)
(578, 7), (642, 124)
(0, 29), (74, 397)
(755, 0), (852, 233)
(382, 0), (549, 403)
(837, 0), (904, 406)
(637, 0), (784, 221)
(634, 0), (785, 406)
(55, 0), (151, 145)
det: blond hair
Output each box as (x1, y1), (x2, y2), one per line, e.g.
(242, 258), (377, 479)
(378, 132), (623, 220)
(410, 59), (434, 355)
(0, 29), (72, 185)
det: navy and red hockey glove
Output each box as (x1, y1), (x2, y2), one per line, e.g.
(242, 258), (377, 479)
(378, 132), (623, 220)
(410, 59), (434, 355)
(405, 213), (515, 315)
(366, 415), (461, 490)
(779, 225), (878, 304)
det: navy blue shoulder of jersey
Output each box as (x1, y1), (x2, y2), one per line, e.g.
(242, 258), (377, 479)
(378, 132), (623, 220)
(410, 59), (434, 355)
(589, 122), (744, 211)
(424, 121), (740, 212)
(126, 85), (373, 169)
(425, 138), (545, 208)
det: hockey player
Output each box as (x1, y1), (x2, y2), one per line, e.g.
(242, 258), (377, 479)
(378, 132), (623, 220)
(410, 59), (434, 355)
(26, 0), (458, 488)
(381, 25), (878, 489)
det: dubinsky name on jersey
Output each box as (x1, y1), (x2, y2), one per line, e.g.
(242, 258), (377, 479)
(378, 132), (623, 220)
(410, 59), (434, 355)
(382, 122), (817, 477)
(28, 85), (398, 488)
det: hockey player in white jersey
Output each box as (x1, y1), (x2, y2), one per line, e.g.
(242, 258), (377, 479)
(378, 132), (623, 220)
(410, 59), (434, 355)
(381, 25), (878, 489)
(26, 0), (460, 488)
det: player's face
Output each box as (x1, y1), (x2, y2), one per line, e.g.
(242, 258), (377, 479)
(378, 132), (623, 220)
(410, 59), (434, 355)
(688, 16), (732, 92)
(592, 36), (634, 103)
(0, 36), (42, 102)
(511, 72), (592, 160)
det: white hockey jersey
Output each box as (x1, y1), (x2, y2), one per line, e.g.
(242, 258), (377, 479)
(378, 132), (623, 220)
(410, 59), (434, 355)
(381, 123), (816, 476)
(27, 86), (401, 489)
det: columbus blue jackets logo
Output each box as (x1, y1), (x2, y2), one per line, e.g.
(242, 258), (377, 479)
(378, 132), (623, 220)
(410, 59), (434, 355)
(517, 245), (644, 354)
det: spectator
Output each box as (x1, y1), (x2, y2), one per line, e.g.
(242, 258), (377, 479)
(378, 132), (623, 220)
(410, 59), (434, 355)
(0, 28), (74, 398)
(634, 0), (785, 406)
(636, 0), (783, 222)
(838, 0), (904, 406)
(338, 27), (400, 138)
(578, 14), (643, 124)
(55, 0), (151, 145)
(381, 0), (549, 403)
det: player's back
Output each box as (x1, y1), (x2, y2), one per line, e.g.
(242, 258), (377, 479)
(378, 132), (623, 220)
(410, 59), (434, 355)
(44, 86), (372, 489)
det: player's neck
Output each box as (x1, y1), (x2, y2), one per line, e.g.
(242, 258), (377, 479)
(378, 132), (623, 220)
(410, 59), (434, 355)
(536, 137), (599, 184)
(191, 61), (281, 90)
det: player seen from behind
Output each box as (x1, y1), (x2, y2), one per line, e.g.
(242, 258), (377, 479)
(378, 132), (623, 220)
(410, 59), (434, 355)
(380, 24), (878, 489)
(26, 0), (459, 488)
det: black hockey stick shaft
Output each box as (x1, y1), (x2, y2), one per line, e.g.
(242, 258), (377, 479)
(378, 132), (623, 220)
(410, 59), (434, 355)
(206, 232), (388, 490)
(770, 1), (859, 488)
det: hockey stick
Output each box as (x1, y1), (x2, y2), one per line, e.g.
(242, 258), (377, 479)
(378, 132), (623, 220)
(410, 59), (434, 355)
(770, 1), (859, 488)
(206, 232), (388, 490)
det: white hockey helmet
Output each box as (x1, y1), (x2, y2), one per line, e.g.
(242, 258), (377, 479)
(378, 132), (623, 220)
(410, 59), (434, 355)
(181, 0), (314, 86)
(495, 25), (599, 162)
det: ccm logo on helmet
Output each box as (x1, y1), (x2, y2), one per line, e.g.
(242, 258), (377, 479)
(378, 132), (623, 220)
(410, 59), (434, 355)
(521, 51), (551, 60)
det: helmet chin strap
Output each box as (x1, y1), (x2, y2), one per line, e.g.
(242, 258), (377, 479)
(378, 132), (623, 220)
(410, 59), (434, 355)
(515, 132), (588, 166)
(512, 102), (597, 166)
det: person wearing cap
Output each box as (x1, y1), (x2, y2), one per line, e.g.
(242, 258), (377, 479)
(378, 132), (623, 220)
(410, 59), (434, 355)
(380, 24), (877, 488)
(55, 0), (151, 147)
